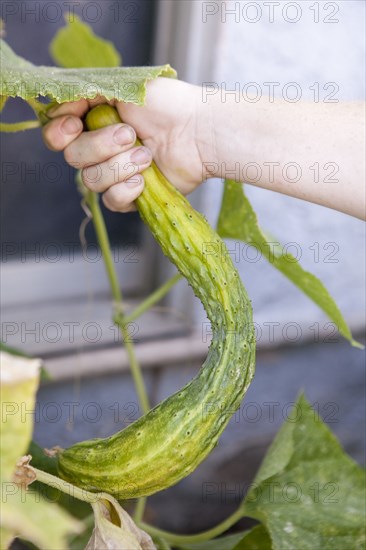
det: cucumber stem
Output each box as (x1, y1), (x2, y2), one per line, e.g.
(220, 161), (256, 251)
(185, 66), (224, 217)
(156, 536), (171, 550)
(133, 495), (147, 522)
(86, 191), (123, 305)
(85, 190), (150, 415)
(139, 507), (245, 545)
(124, 272), (182, 324)
(0, 120), (40, 132)
(34, 467), (103, 503)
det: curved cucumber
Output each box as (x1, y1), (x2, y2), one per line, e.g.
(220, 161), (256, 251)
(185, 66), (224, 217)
(57, 105), (256, 499)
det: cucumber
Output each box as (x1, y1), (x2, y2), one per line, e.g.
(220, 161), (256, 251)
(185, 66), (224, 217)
(57, 105), (256, 499)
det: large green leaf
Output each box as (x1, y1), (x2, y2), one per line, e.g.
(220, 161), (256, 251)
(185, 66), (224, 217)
(0, 39), (176, 104)
(242, 395), (366, 549)
(233, 525), (272, 549)
(178, 527), (272, 550)
(178, 532), (250, 550)
(50, 15), (121, 68)
(217, 179), (360, 347)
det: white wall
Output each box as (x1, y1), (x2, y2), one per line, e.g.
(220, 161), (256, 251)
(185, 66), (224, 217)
(195, 0), (365, 343)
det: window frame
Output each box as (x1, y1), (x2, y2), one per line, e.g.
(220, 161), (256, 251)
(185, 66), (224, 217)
(1, 0), (220, 378)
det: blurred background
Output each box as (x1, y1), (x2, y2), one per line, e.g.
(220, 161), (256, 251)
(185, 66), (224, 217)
(1, 0), (365, 534)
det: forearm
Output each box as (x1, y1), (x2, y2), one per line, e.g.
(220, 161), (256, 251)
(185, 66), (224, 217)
(199, 92), (365, 220)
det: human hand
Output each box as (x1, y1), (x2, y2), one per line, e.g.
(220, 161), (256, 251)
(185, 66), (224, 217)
(43, 78), (207, 212)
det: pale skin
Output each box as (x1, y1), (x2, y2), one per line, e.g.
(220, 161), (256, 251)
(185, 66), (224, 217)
(43, 78), (366, 220)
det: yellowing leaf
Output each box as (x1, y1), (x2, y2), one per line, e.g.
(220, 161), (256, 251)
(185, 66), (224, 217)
(87, 497), (155, 549)
(0, 351), (41, 481)
(1, 489), (82, 549)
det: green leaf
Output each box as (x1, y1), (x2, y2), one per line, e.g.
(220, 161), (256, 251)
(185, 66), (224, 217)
(27, 441), (58, 477)
(242, 395), (366, 550)
(0, 341), (32, 359)
(50, 15), (121, 68)
(176, 526), (272, 550)
(178, 532), (250, 550)
(217, 180), (361, 347)
(0, 350), (41, 481)
(233, 525), (272, 549)
(0, 39), (176, 105)
(0, 489), (82, 550)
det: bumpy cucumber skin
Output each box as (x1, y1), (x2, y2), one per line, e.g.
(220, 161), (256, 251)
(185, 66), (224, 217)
(57, 105), (256, 498)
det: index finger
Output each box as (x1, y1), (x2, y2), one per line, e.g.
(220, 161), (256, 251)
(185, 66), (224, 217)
(46, 99), (90, 119)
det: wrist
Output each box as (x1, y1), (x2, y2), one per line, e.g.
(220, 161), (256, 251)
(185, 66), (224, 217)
(196, 89), (253, 182)
(195, 86), (220, 181)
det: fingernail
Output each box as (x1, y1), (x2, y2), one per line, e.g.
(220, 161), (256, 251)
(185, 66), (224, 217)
(62, 116), (82, 135)
(130, 146), (151, 165)
(126, 175), (143, 188)
(114, 125), (135, 145)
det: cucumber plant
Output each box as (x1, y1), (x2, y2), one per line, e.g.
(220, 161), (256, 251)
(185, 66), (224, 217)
(0, 16), (364, 550)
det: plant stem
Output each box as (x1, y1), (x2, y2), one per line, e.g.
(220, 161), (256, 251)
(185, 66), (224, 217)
(134, 496), (147, 522)
(26, 98), (45, 116)
(85, 190), (150, 414)
(0, 120), (40, 132)
(156, 537), (171, 550)
(124, 272), (182, 324)
(122, 327), (150, 414)
(34, 467), (102, 504)
(139, 507), (245, 546)
(27, 98), (56, 125)
(86, 191), (122, 304)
